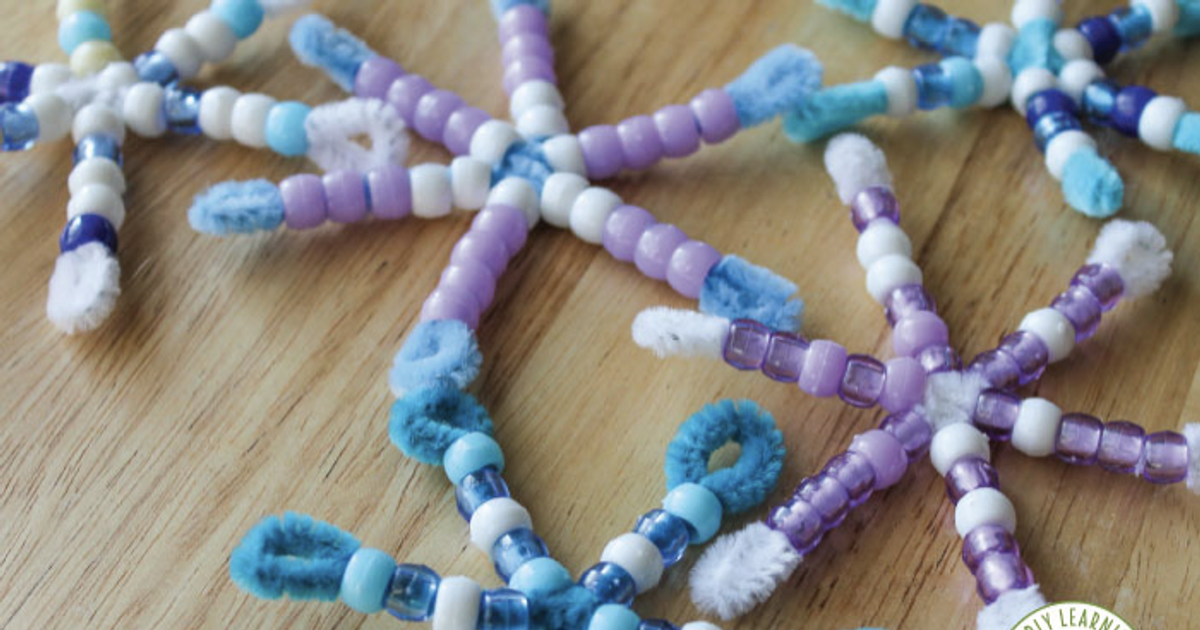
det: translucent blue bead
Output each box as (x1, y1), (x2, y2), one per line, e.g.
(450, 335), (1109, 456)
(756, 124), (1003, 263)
(58, 11), (112, 54)
(1032, 112), (1082, 151)
(479, 589), (531, 630)
(492, 528), (549, 582)
(0, 102), (39, 151)
(0, 61), (34, 103)
(912, 63), (953, 110)
(1024, 89), (1077, 128)
(385, 564), (440, 621)
(164, 86), (202, 135)
(264, 101), (312, 157)
(942, 18), (981, 57)
(638, 621), (679, 630)
(578, 562), (636, 606)
(213, 0), (265, 39)
(903, 4), (949, 51)
(633, 509), (691, 568)
(73, 134), (122, 166)
(1082, 79), (1120, 127)
(455, 466), (510, 520)
(134, 51), (179, 86)
(1109, 6), (1153, 51)
(60, 214), (118, 253)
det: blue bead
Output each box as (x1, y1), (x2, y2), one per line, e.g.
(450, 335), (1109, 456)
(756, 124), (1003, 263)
(385, 564), (440, 621)
(1024, 89), (1078, 128)
(264, 101), (312, 157)
(1112, 85), (1156, 136)
(164, 86), (202, 135)
(508, 557), (572, 595)
(444, 432), (505, 486)
(492, 528), (549, 582)
(638, 621), (678, 630)
(0, 61), (34, 103)
(213, 0), (265, 39)
(633, 510), (691, 568)
(1109, 6), (1153, 51)
(73, 134), (122, 166)
(911, 63), (953, 111)
(479, 589), (531, 630)
(1082, 79), (1120, 126)
(662, 483), (722, 544)
(942, 18), (981, 57)
(340, 548), (396, 614)
(940, 57), (982, 108)
(0, 102), (39, 151)
(1077, 18), (1121, 65)
(60, 214), (118, 254)
(589, 604), (640, 630)
(578, 562), (636, 606)
(58, 11), (112, 54)
(455, 466), (510, 520)
(1033, 112), (1082, 151)
(903, 4), (949, 51)
(134, 51), (179, 86)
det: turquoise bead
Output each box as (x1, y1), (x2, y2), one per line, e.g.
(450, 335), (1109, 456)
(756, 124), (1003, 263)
(508, 557), (571, 595)
(340, 548), (396, 614)
(939, 57), (983, 109)
(662, 483), (722, 544)
(444, 432), (505, 485)
(58, 11), (112, 54)
(265, 101), (312, 157)
(212, 0), (265, 39)
(588, 604), (641, 630)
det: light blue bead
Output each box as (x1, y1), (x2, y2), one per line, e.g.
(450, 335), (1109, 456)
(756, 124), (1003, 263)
(58, 11), (112, 54)
(265, 101), (312, 157)
(939, 57), (983, 109)
(588, 603), (640, 630)
(212, 0), (265, 39)
(340, 547), (397, 614)
(508, 557), (572, 595)
(662, 483), (722, 544)
(385, 564), (440, 621)
(444, 432), (505, 485)
(1, 103), (39, 151)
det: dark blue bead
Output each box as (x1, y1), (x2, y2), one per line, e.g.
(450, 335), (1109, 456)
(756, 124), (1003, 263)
(578, 562), (636, 606)
(633, 509), (691, 568)
(639, 621), (679, 630)
(478, 589), (530, 630)
(1082, 79), (1120, 127)
(455, 467), (510, 520)
(1112, 85), (1156, 136)
(942, 18), (981, 57)
(0, 61), (34, 103)
(491, 528), (549, 582)
(60, 214), (118, 253)
(1108, 6), (1153, 51)
(903, 4), (949, 51)
(1077, 17), (1120, 65)
(1, 102), (39, 151)
(912, 63), (953, 110)
(134, 51), (179, 85)
(164, 85), (202, 135)
(73, 134), (123, 166)
(1024, 89), (1078, 129)
(1033, 112), (1082, 152)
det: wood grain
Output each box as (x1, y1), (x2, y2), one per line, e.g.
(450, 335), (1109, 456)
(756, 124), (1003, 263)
(1, 1), (1198, 629)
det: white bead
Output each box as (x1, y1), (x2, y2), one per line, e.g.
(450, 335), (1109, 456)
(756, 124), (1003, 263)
(469, 498), (532, 553)
(124, 83), (167, 138)
(198, 86), (240, 140)
(569, 187), (622, 244)
(487, 177), (540, 228)
(856, 221), (912, 269)
(540, 172), (589, 228)
(1011, 397), (1063, 457)
(681, 624), (723, 630)
(871, 0), (918, 39)
(1138, 96), (1187, 151)
(67, 184), (126, 229)
(410, 163), (453, 218)
(601, 533), (664, 593)
(25, 93), (72, 142)
(184, 11), (238, 63)
(874, 67), (917, 117)
(976, 23), (1017, 59)
(449, 156), (491, 210)
(1010, 68), (1057, 115)
(930, 423), (991, 477)
(469, 120), (520, 164)
(1134, 0), (1179, 32)
(510, 80), (564, 119)
(542, 134), (587, 175)
(1010, 0), (1063, 29)
(1017, 308), (1075, 362)
(516, 104), (569, 138)
(96, 62), (138, 91)
(1044, 130), (1096, 180)
(865, 254), (922, 304)
(230, 93), (276, 148)
(29, 64), (72, 95)
(155, 29), (205, 80)
(954, 488), (1017, 537)
(1052, 29), (1092, 61)
(431, 576), (482, 630)
(975, 56), (1013, 108)
(1057, 59), (1104, 103)
(69, 158), (125, 197)
(69, 41), (120, 76)
(72, 103), (125, 145)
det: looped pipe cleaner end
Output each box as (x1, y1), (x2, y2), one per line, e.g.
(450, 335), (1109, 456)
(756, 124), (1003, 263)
(189, 179), (284, 235)
(725, 44), (824, 129)
(230, 512), (361, 602)
(289, 14), (376, 92)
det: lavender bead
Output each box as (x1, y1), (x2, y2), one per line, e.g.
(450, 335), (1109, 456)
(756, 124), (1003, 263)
(840, 354), (887, 408)
(498, 4), (548, 43)
(616, 115), (664, 170)
(1071, 263), (1123, 311)
(794, 473), (850, 529)
(367, 165), (411, 219)
(1097, 420), (1145, 474)
(881, 411), (933, 463)
(323, 170), (368, 224)
(962, 524), (1019, 572)
(973, 389), (1020, 441)
(452, 232), (511, 276)
(762, 332), (808, 383)
(471, 205), (528, 255)
(355, 57), (405, 100)
(501, 34), (554, 67)
(1056, 413), (1103, 466)
(969, 350), (1020, 390)
(440, 261), (497, 312)
(723, 319), (771, 370)
(413, 90), (464, 142)
(998, 331), (1049, 385)
(387, 74), (434, 124)
(767, 499), (824, 553)
(880, 357), (925, 413)
(281, 174), (327, 230)
(1051, 286), (1102, 342)
(945, 457), (1000, 503)
(503, 57), (556, 94)
(421, 289), (480, 329)
(799, 340), (848, 398)
(634, 224), (688, 281)
(850, 187), (901, 232)
(1142, 431), (1189, 484)
(824, 451), (877, 508)
(653, 104), (701, 158)
(602, 205), (656, 262)
(667, 240), (721, 299)
(885, 284), (936, 327)
(689, 88), (739, 144)
(975, 552), (1030, 604)
(443, 106), (491, 156)
(849, 429), (907, 490)
(916, 344), (962, 374)
(892, 311), (949, 357)
(578, 125), (624, 180)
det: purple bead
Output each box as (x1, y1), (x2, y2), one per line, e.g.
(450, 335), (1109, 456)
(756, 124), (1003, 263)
(998, 331), (1049, 385)
(498, 4), (548, 43)
(387, 74), (434, 125)
(501, 34), (554, 67)
(849, 429), (907, 490)
(975, 552), (1030, 604)
(839, 354), (887, 408)
(60, 214), (118, 253)
(723, 319), (771, 370)
(689, 88), (739, 144)
(667, 240), (721, 299)
(1097, 420), (1145, 474)
(880, 357), (926, 413)
(762, 332), (808, 383)
(367, 165), (412, 220)
(850, 187), (901, 232)
(471, 205), (528, 255)
(892, 311), (949, 357)
(421, 288), (480, 329)
(794, 473), (851, 529)
(443, 106), (491, 156)
(1078, 16), (1121, 65)
(1055, 413), (1104, 466)
(973, 389), (1020, 441)
(281, 174), (328, 230)
(884, 284), (936, 327)
(634, 224), (688, 281)
(451, 232), (511, 276)
(766, 499), (824, 553)
(798, 340), (848, 398)
(413, 90), (464, 142)
(969, 350), (1020, 390)
(602, 205), (656, 262)
(354, 56), (405, 100)
(653, 104), (700, 158)
(1112, 85), (1156, 136)
(881, 411), (933, 463)
(578, 125), (625, 180)
(1071, 263), (1124, 311)
(503, 56), (556, 94)
(945, 456), (1000, 503)
(0, 61), (34, 103)
(1142, 431), (1189, 484)
(824, 451), (877, 507)
(962, 524), (1019, 572)
(916, 344), (962, 374)
(322, 170), (368, 224)
(1051, 286), (1102, 342)
(617, 115), (664, 171)
(440, 261), (497, 313)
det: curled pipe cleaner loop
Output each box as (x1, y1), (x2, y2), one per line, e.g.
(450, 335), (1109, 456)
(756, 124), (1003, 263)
(389, 319), (483, 397)
(388, 386), (495, 465)
(230, 512), (361, 601)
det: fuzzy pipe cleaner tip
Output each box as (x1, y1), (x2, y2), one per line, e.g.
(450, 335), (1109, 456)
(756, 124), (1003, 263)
(631, 307), (729, 360)
(1086, 220), (1173, 300)
(46, 243), (120, 334)
(290, 14), (376, 91)
(689, 522), (801, 620)
(726, 45), (823, 128)
(189, 180), (284, 236)
(824, 132), (893, 203)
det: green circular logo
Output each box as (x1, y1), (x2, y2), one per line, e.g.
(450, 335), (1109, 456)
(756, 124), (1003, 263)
(1012, 602), (1136, 630)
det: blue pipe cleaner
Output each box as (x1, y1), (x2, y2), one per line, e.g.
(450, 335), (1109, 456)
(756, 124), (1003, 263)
(493, 140), (555, 193)
(289, 14), (375, 91)
(189, 179), (284, 235)
(1061, 148), (1123, 218)
(528, 585), (599, 630)
(1007, 18), (1064, 74)
(389, 319), (483, 395)
(230, 513), (360, 601)
(725, 44), (824, 128)
(699, 255), (804, 332)
(389, 386), (495, 465)
(816, 0), (878, 22)
(782, 80), (888, 143)
(1173, 112), (1200, 154)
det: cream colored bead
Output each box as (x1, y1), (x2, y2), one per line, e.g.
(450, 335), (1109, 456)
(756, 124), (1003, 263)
(449, 156), (491, 210)
(469, 498), (532, 553)
(1045, 130), (1096, 180)
(871, 0), (918, 39)
(69, 158), (126, 197)
(510, 79), (564, 119)
(431, 577), (482, 630)
(487, 177), (540, 228)
(930, 423), (991, 476)
(856, 221), (912, 269)
(954, 488), (1017, 537)
(601, 533), (663, 593)
(25, 93), (72, 143)
(1012, 397), (1062, 457)
(410, 163), (453, 219)
(469, 120), (520, 164)
(975, 56), (1013, 108)
(72, 103), (125, 145)
(1138, 96), (1187, 151)
(57, 0), (107, 20)
(198, 86), (241, 141)
(185, 11), (238, 63)
(67, 184), (126, 229)
(1017, 308), (1075, 362)
(70, 41), (122, 76)
(865, 254), (922, 304)
(123, 82), (167, 138)
(569, 187), (622, 244)
(539, 172), (589, 228)
(976, 23), (1016, 59)
(516, 104), (569, 138)
(874, 66), (917, 117)
(156, 29), (204, 80)
(542, 134), (586, 175)
(96, 61), (138, 91)
(230, 93), (276, 148)
(30, 64), (72, 95)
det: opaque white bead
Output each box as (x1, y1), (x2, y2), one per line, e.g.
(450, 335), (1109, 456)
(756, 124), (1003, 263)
(681, 624), (723, 630)
(469, 120), (520, 164)
(540, 172), (589, 228)
(856, 221), (912, 269)
(185, 11), (238, 63)
(1057, 59), (1104, 103)
(954, 488), (1017, 537)
(198, 86), (240, 140)
(69, 158), (126, 197)
(29, 64), (71, 95)
(600, 533), (663, 594)
(871, 0), (918, 39)
(410, 163), (453, 219)
(874, 66), (917, 117)
(1044, 130), (1096, 180)
(25, 93), (72, 143)
(517, 104), (569, 138)
(469, 498), (533, 553)
(431, 576), (482, 630)
(487, 177), (540, 228)
(542, 134), (587, 175)
(156, 29), (204, 80)
(72, 103), (125, 145)
(1052, 29), (1092, 61)
(450, 156), (491, 210)
(1134, 0), (1180, 32)
(1012, 397), (1062, 457)
(930, 423), (991, 477)
(510, 79), (564, 119)
(1010, 0), (1063, 29)
(569, 187), (622, 244)
(1017, 308), (1075, 362)
(230, 93), (276, 148)
(1010, 68), (1057, 115)
(976, 23), (1017, 59)
(124, 83), (167, 138)
(1138, 96), (1186, 151)
(865, 254), (922, 304)
(975, 56), (1013, 108)
(96, 61), (138, 91)
(67, 184), (126, 229)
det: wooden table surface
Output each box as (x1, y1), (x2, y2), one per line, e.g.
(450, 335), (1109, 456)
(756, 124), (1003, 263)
(1, 1), (1198, 629)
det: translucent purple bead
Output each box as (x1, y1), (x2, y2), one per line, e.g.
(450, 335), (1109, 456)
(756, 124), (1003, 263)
(823, 451), (876, 508)
(1051, 286), (1102, 342)
(762, 332), (808, 383)
(1142, 431), (1189, 484)
(798, 340), (848, 398)
(1055, 413), (1103, 466)
(578, 562), (636, 605)
(969, 350), (1020, 391)
(884, 284), (936, 326)
(1097, 420), (1145, 474)
(880, 411), (933, 464)
(839, 354), (887, 408)
(945, 456), (1000, 503)
(1071, 263), (1124, 311)
(723, 319), (771, 370)
(916, 344), (962, 374)
(850, 187), (900, 232)
(973, 389), (1020, 441)
(455, 466), (510, 520)
(998, 331), (1049, 386)
(794, 473), (850, 530)
(975, 552), (1030, 604)
(962, 524), (1019, 572)
(766, 498), (824, 553)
